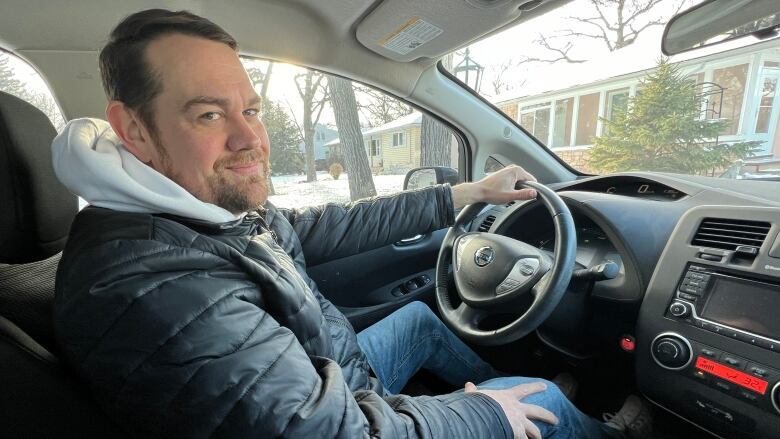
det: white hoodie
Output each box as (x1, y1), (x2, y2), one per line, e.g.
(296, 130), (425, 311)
(51, 118), (241, 223)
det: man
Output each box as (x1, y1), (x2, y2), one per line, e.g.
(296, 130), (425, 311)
(52, 9), (647, 439)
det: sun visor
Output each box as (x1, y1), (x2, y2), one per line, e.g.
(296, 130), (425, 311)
(356, 0), (566, 62)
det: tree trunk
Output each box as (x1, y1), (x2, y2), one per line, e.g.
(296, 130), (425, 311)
(329, 76), (377, 201)
(421, 54), (454, 168)
(299, 71), (318, 182)
(259, 62), (276, 195)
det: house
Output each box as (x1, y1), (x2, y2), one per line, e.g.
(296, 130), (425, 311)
(298, 124), (338, 171)
(493, 28), (780, 175)
(325, 112), (424, 173)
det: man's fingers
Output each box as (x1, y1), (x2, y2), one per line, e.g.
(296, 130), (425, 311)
(523, 417), (542, 439)
(511, 165), (537, 182)
(515, 188), (537, 200)
(519, 402), (559, 425)
(510, 381), (547, 399)
(464, 382), (477, 393)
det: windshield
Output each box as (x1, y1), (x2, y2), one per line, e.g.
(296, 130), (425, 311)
(445, 0), (780, 180)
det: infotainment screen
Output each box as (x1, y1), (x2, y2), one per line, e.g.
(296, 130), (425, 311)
(700, 276), (780, 340)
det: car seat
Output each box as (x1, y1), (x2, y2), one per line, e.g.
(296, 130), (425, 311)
(0, 91), (127, 438)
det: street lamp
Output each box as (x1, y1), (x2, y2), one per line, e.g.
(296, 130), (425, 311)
(453, 48), (484, 92)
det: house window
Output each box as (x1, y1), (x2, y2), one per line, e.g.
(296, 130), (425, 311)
(755, 61), (779, 134)
(519, 102), (551, 143)
(575, 92), (600, 145)
(712, 63), (749, 135)
(370, 139), (381, 156)
(605, 88), (629, 122)
(552, 98), (573, 148)
(687, 72), (705, 85)
(392, 132), (405, 146)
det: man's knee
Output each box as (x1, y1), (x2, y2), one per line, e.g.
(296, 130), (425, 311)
(398, 301), (441, 331)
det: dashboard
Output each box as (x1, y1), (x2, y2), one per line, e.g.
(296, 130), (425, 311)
(470, 172), (780, 438)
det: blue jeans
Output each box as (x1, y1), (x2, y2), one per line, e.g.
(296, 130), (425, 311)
(356, 301), (621, 439)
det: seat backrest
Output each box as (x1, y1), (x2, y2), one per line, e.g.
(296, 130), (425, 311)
(0, 91), (126, 438)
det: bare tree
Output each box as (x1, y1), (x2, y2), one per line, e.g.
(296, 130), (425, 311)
(488, 59), (524, 96)
(295, 71), (329, 182)
(537, 0), (687, 62)
(246, 61), (277, 194)
(354, 86), (413, 127)
(328, 75), (377, 201)
(421, 54), (454, 168)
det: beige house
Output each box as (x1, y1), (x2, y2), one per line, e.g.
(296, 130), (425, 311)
(325, 112), (423, 173)
(494, 30), (780, 175)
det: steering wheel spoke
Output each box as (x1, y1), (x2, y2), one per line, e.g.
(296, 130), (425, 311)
(454, 302), (488, 328)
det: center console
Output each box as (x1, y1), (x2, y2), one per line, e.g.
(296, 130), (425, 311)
(637, 206), (780, 438)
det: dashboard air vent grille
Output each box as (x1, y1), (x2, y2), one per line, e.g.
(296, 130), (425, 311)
(692, 218), (771, 251)
(478, 215), (496, 232)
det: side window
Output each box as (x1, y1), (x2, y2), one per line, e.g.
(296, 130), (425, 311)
(0, 51), (65, 131)
(241, 57), (460, 209)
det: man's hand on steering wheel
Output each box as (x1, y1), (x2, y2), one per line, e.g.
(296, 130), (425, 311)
(451, 165), (539, 209)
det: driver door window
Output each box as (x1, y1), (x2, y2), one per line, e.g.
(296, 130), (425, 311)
(240, 58), (460, 209)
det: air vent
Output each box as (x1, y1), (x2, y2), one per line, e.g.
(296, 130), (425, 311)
(478, 215), (496, 232)
(692, 218), (771, 251)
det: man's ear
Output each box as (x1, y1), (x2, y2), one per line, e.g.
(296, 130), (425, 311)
(106, 101), (155, 163)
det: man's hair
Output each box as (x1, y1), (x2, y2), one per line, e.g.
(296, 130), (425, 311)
(99, 9), (237, 136)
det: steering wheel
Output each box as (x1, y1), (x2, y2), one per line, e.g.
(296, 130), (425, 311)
(435, 181), (576, 346)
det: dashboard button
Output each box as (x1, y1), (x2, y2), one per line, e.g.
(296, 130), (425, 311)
(722, 356), (746, 369)
(700, 348), (719, 358)
(714, 380), (732, 392)
(677, 292), (698, 301)
(747, 365), (768, 378)
(738, 390), (758, 403)
(669, 302), (691, 318)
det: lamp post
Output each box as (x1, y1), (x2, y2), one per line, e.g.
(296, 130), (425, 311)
(453, 48), (484, 92)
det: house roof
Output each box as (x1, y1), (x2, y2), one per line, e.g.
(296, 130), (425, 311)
(324, 111), (422, 146)
(493, 27), (770, 104)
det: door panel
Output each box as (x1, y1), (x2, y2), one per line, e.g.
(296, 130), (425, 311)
(307, 228), (448, 330)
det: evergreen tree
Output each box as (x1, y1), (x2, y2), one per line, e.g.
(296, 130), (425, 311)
(590, 60), (761, 175)
(264, 101), (304, 175)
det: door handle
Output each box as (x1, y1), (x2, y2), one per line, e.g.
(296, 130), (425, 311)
(395, 234), (425, 246)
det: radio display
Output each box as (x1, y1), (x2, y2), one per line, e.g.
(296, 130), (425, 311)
(695, 357), (768, 394)
(700, 276), (779, 340)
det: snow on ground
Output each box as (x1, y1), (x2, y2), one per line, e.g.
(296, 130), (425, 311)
(268, 171), (407, 208)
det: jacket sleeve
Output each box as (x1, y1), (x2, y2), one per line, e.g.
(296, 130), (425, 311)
(277, 184), (455, 266)
(54, 239), (512, 439)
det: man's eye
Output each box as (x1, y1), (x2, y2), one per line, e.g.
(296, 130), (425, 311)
(201, 112), (222, 121)
(244, 108), (261, 118)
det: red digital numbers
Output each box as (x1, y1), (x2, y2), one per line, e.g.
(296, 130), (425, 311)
(695, 357), (768, 395)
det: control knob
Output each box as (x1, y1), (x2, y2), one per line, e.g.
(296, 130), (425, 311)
(669, 301), (691, 318)
(651, 333), (692, 370)
(772, 382), (780, 415)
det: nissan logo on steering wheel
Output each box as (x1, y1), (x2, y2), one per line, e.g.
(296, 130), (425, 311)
(474, 246), (494, 267)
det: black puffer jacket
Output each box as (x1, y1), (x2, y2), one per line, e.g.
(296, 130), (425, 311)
(54, 185), (512, 438)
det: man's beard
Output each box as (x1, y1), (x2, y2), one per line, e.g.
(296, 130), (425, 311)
(209, 150), (269, 214)
(159, 148), (270, 215)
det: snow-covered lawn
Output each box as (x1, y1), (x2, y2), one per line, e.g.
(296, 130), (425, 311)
(268, 171), (407, 208)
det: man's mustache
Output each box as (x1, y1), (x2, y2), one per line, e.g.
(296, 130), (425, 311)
(216, 150), (268, 170)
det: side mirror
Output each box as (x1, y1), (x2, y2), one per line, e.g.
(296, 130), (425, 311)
(403, 166), (459, 190)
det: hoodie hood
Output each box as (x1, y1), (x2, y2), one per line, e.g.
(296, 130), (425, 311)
(52, 118), (241, 223)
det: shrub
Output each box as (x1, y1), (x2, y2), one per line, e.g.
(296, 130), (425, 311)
(329, 162), (344, 180)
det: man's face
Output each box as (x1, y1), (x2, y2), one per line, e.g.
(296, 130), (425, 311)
(141, 34), (270, 214)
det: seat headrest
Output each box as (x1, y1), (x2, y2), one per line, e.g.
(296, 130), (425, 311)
(0, 91), (77, 263)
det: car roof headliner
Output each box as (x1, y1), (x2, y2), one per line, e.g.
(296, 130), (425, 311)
(0, 0), (567, 119)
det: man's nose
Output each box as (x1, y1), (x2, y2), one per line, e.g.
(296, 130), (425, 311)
(227, 116), (263, 151)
